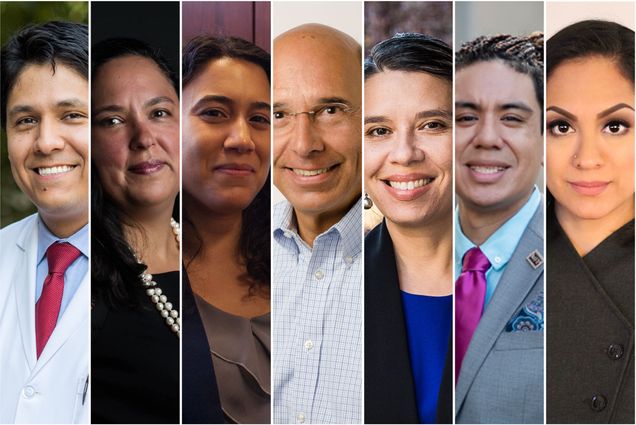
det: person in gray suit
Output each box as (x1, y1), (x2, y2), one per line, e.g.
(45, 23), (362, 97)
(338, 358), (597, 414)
(454, 33), (544, 424)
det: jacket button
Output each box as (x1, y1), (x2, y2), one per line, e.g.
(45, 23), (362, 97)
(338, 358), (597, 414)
(22, 386), (35, 399)
(607, 344), (624, 360)
(589, 395), (607, 412)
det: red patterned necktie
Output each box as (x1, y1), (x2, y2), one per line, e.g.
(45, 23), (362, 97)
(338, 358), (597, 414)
(455, 246), (490, 382)
(35, 242), (81, 358)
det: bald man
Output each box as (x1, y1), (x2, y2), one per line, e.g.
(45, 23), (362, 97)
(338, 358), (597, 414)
(272, 24), (363, 424)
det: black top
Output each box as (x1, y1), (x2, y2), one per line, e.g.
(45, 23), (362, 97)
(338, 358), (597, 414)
(365, 221), (452, 424)
(547, 204), (634, 424)
(92, 271), (180, 424)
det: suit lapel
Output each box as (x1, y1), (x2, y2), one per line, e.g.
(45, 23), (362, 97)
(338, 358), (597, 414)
(33, 272), (89, 374)
(14, 218), (39, 371)
(456, 205), (544, 411)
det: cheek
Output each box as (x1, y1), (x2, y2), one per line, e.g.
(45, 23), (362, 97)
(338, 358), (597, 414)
(364, 144), (386, 180)
(7, 135), (31, 167)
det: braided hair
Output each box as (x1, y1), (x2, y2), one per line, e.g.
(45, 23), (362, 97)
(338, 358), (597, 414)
(456, 33), (544, 112)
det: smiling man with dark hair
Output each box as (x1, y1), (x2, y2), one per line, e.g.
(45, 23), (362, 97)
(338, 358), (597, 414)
(0, 21), (89, 424)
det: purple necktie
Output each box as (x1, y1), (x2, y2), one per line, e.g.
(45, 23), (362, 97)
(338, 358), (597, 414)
(455, 246), (490, 382)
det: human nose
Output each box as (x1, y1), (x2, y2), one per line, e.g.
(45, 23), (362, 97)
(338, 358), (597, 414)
(34, 119), (65, 154)
(223, 118), (255, 153)
(572, 132), (603, 169)
(388, 130), (425, 165)
(289, 113), (324, 156)
(472, 116), (503, 149)
(129, 120), (157, 150)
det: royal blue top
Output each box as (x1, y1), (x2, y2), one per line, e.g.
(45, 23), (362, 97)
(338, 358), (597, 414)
(401, 292), (452, 424)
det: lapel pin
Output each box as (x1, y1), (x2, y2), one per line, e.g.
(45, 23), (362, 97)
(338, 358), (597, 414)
(526, 250), (543, 269)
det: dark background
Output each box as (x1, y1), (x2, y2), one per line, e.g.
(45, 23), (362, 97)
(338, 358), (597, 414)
(183, 1), (270, 52)
(91, 1), (180, 76)
(365, 1), (452, 53)
(1, 1), (88, 228)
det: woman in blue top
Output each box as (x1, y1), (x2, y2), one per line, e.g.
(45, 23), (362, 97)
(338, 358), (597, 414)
(363, 33), (453, 424)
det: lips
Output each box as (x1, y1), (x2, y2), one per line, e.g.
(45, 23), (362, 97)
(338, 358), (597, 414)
(380, 173), (436, 201)
(569, 180), (610, 196)
(214, 163), (255, 176)
(128, 160), (165, 175)
(465, 162), (510, 183)
(287, 163), (339, 177)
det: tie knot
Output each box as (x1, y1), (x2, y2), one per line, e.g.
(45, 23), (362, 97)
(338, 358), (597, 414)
(461, 247), (490, 273)
(46, 242), (81, 274)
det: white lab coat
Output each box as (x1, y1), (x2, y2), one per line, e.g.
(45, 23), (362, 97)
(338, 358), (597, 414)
(0, 214), (89, 424)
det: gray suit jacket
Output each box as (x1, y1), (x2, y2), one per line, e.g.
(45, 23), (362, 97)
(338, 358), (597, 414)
(456, 202), (544, 424)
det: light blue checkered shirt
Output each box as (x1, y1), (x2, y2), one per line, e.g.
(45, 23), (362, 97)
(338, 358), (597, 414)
(272, 199), (362, 424)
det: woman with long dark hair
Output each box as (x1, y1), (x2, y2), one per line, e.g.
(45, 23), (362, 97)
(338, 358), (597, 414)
(91, 38), (180, 423)
(546, 20), (634, 423)
(181, 36), (271, 424)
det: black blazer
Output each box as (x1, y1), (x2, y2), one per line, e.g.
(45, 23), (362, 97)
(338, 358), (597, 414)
(365, 221), (452, 424)
(182, 270), (225, 424)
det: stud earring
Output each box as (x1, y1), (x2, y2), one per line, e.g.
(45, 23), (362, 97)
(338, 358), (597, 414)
(363, 193), (373, 210)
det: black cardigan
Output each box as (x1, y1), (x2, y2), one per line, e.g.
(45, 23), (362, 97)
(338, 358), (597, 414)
(365, 221), (452, 424)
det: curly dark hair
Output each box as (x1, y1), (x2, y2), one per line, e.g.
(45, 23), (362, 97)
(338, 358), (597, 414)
(91, 38), (179, 307)
(1, 21), (88, 129)
(182, 35), (271, 296)
(456, 32), (544, 117)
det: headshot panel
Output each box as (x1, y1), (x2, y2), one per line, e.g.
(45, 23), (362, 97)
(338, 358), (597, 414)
(90, 2), (181, 424)
(0, 2), (89, 423)
(363, 2), (453, 424)
(181, 2), (271, 424)
(546, 2), (635, 423)
(272, 1), (363, 424)
(454, 1), (544, 424)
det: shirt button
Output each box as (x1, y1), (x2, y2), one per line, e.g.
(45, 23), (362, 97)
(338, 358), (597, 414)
(314, 269), (324, 280)
(344, 256), (353, 264)
(296, 412), (306, 423)
(589, 394), (607, 412)
(304, 339), (314, 351)
(607, 344), (624, 360)
(23, 386), (35, 398)
(494, 256), (502, 264)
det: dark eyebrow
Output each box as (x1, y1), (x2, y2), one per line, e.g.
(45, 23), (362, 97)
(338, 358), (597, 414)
(500, 102), (533, 113)
(364, 115), (387, 125)
(251, 101), (271, 111)
(546, 106), (576, 121)
(144, 96), (175, 108)
(317, 97), (353, 107)
(455, 101), (479, 110)
(92, 104), (125, 116)
(7, 104), (35, 117)
(598, 103), (635, 118)
(415, 109), (452, 120)
(9, 98), (87, 117)
(192, 95), (233, 110)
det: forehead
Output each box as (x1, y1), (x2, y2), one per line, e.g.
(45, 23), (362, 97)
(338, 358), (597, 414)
(92, 55), (175, 101)
(273, 35), (361, 105)
(8, 63), (87, 106)
(456, 60), (537, 109)
(366, 70), (451, 110)
(187, 57), (269, 99)
(548, 57), (634, 106)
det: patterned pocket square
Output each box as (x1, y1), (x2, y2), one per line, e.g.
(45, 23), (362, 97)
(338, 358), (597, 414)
(506, 290), (544, 332)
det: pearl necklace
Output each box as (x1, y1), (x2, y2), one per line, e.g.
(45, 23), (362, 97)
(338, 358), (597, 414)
(134, 218), (181, 338)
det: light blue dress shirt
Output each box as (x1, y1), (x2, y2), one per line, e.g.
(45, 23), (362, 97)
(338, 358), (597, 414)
(455, 187), (540, 307)
(273, 199), (362, 424)
(35, 217), (88, 319)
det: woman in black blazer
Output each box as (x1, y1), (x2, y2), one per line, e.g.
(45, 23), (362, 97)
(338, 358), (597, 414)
(363, 33), (453, 424)
(545, 20), (634, 424)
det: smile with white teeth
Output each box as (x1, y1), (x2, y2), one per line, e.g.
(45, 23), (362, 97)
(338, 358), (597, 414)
(37, 165), (75, 176)
(292, 167), (330, 177)
(388, 178), (432, 191)
(470, 165), (506, 174)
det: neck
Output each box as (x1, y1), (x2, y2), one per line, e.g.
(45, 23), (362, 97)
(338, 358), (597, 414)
(40, 210), (87, 238)
(458, 191), (532, 245)
(183, 196), (242, 264)
(122, 203), (179, 273)
(386, 214), (453, 296)
(295, 196), (359, 246)
(556, 199), (634, 256)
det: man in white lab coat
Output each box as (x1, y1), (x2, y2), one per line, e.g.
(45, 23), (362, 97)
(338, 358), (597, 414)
(0, 21), (89, 424)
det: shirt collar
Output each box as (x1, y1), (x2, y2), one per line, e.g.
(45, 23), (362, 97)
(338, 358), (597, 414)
(456, 187), (541, 270)
(37, 216), (89, 265)
(273, 198), (362, 258)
